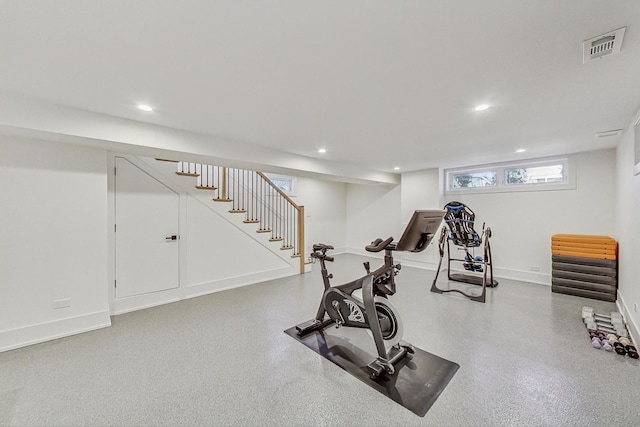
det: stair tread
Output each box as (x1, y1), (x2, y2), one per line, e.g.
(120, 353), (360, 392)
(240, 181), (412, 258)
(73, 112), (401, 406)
(163, 161), (306, 273)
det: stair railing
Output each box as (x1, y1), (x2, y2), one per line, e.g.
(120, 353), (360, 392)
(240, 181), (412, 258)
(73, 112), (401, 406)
(177, 162), (305, 274)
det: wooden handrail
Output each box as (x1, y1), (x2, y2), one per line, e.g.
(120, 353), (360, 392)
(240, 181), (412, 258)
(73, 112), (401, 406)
(257, 172), (305, 274)
(256, 172), (300, 209)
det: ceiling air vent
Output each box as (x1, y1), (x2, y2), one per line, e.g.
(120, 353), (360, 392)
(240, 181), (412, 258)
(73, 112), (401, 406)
(596, 129), (624, 138)
(583, 27), (626, 63)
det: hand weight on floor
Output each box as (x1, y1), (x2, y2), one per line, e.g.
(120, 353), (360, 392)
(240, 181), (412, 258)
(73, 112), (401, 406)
(613, 342), (627, 355)
(582, 307), (627, 337)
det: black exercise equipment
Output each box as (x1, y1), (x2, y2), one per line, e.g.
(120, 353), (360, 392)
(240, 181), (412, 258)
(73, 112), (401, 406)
(296, 210), (445, 379)
(430, 201), (497, 303)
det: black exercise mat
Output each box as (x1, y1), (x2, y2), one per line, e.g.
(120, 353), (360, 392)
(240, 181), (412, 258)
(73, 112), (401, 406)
(284, 325), (459, 417)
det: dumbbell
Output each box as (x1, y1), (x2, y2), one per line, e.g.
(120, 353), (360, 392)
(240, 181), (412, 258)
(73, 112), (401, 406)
(583, 311), (622, 324)
(589, 335), (614, 351)
(616, 337), (639, 359)
(613, 342), (627, 356)
(582, 307), (623, 325)
(593, 315), (623, 328)
(582, 306), (595, 316)
(583, 316), (627, 336)
(585, 321), (623, 336)
(594, 315), (624, 331)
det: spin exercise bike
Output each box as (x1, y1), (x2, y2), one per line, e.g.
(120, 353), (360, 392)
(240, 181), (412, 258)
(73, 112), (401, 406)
(296, 210), (445, 378)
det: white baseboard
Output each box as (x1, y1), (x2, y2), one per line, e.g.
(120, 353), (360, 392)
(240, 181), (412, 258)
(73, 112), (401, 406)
(344, 248), (551, 285)
(186, 266), (295, 299)
(490, 267), (550, 286)
(616, 293), (639, 348)
(0, 310), (111, 353)
(345, 246), (385, 260)
(112, 289), (182, 315)
(112, 266), (296, 314)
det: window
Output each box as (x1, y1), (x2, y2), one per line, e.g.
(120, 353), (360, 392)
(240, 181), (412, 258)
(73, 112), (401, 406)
(450, 170), (497, 189)
(505, 163), (565, 186)
(445, 156), (574, 194)
(265, 174), (296, 196)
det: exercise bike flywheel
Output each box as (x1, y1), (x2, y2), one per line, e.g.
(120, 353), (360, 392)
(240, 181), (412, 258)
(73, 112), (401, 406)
(372, 296), (404, 349)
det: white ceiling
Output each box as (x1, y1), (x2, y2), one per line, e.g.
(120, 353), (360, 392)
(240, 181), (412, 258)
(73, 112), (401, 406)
(1, 0), (640, 176)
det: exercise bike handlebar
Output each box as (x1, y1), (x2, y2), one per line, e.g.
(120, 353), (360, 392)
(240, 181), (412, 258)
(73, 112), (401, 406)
(311, 243), (335, 262)
(365, 236), (394, 253)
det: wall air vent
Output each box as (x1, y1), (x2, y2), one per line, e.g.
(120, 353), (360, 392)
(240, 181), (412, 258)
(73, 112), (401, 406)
(583, 27), (626, 63)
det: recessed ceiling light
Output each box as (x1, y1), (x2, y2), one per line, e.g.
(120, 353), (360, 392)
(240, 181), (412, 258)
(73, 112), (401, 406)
(393, 167), (400, 171)
(137, 104), (153, 112)
(318, 148), (327, 153)
(516, 148), (526, 153)
(474, 104), (490, 112)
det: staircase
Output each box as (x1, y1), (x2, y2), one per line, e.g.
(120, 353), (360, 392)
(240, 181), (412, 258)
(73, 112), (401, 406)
(158, 159), (306, 274)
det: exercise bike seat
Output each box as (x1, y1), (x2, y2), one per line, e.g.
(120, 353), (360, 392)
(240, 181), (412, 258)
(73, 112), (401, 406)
(365, 237), (394, 253)
(313, 243), (334, 251)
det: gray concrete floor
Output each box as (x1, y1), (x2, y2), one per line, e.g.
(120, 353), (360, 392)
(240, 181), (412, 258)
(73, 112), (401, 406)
(1, 254), (638, 426)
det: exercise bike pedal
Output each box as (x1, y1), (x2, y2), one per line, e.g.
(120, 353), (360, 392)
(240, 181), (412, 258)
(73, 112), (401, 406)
(295, 318), (334, 336)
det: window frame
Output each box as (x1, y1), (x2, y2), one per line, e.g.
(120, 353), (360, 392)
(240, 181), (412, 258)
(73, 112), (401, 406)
(444, 155), (576, 195)
(264, 173), (296, 196)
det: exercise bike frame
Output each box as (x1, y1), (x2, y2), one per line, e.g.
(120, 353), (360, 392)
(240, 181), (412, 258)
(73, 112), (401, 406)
(295, 210), (445, 378)
(296, 239), (411, 377)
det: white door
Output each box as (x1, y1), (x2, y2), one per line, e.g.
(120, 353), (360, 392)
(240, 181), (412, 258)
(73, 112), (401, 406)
(115, 157), (179, 298)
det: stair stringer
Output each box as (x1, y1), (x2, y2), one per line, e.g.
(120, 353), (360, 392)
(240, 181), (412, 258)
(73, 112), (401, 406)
(136, 155), (298, 268)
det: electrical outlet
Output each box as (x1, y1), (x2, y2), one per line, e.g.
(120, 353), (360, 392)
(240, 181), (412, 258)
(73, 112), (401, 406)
(52, 298), (71, 309)
(530, 265), (540, 272)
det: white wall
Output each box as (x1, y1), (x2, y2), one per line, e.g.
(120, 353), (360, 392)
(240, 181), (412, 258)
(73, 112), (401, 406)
(185, 194), (293, 295)
(109, 155), (300, 313)
(291, 177), (348, 254)
(0, 136), (111, 351)
(1, 133), (627, 351)
(400, 168), (441, 220)
(399, 168), (442, 267)
(615, 113), (640, 342)
(447, 149), (616, 284)
(345, 183), (402, 253)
